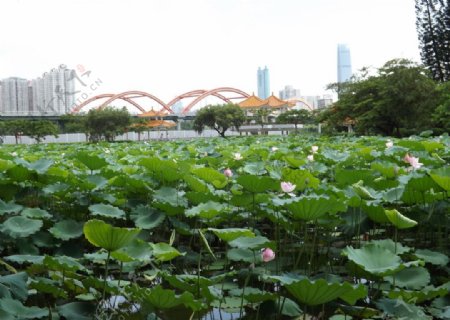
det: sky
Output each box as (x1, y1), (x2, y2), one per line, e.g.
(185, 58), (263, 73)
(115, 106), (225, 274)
(1, 0), (421, 107)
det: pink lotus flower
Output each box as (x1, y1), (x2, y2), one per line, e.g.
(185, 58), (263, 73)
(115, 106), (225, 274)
(261, 248), (275, 262)
(386, 140), (393, 148)
(404, 153), (423, 169)
(224, 168), (233, 178)
(311, 146), (319, 153)
(307, 154), (314, 162)
(281, 181), (296, 193)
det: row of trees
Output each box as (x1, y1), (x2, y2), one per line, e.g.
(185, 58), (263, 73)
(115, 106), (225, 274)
(0, 120), (59, 144)
(319, 59), (449, 136)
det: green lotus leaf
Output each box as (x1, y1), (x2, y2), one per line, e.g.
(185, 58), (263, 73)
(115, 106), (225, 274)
(185, 201), (226, 219)
(4, 255), (44, 265)
(27, 158), (54, 174)
(208, 228), (255, 242)
(183, 175), (208, 192)
(387, 283), (449, 303)
(153, 187), (188, 207)
(243, 162), (267, 175)
(162, 273), (213, 295)
(229, 287), (276, 303)
(421, 141), (444, 152)
(129, 285), (192, 309)
(131, 206), (165, 229)
(322, 150), (350, 162)
(286, 196), (346, 221)
(282, 278), (367, 306)
(282, 168), (320, 191)
(236, 175), (277, 193)
(49, 219), (84, 241)
(191, 167), (227, 189)
(6, 165), (32, 182)
(0, 298), (48, 319)
(414, 249), (449, 266)
(384, 266), (430, 289)
(362, 203), (390, 223)
(376, 298), (431, 320)
(151, 242), (184, 262)
(429, 167), (450, 191)
(0, 216), (43, 238)
(83, 219), (140, 252)
(29, 277), (68, 299)
(57, 302), (96, 320)
(88, 203), (125, 220)
(0, 200), (23, 215)
(43, 255), (86, 272)
(385, 209), (418, 229)
(0, 272), (28, 301)
(381, 186), (405, 203)
(369, 239), (411, 255)
(85, 175), (108, 190)
(20, 208), (52, 219)
(227, 248), (262, 263)
(352, 180), (376, 200)
(343, 244), (404, 276)
(371, 161), (397, 178)
(112, 239), (153, 262)
(228, 236), (273, 250)
(75, 152), (108, 171)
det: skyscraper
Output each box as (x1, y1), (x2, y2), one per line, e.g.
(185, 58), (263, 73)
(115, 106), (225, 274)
(0, 77), (29, 115)
(257, 66), (270, 99)
(337, 44), (352, 83)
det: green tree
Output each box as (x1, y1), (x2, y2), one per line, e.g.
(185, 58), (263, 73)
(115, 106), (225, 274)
(193, 103), (245, 138)
(415, 0), (450, 82)
(25, 120), (59, 143)
(320, 59), (439, 136)
(276, 109), (314, 132)
(431, 81), (450, 133)
(59, 114), (87, 133)
(4, 120), (29, 144)
(85, 107), (131, 142)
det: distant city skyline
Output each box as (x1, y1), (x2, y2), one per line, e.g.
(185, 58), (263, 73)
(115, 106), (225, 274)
(0, 0), (420, 104)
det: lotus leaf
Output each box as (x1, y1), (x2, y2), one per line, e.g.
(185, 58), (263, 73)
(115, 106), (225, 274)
(227, 248), (262, 263)
(236, 175), (277, 193)
(343, 245), (404, 276)
(75, 152), (108, 171)
(151, 242), (183, 261)
(83, 219), (140, 252)
(429, 167), (450, 191)
(185, 201), (226, 219)
(0, 272), (28, 301)
(131, 206), (165, 229)
(385, 266), (430, 289)
(0, 216), (43, 238)
(287, 196), (346, 221)
(191, 167), (227, 189)
(57, 302), (96, 320)
(88, 203), (126, 220)
(49, 220), (84, 241)
(208, 228), (255, 242)
(369, 239), (411, 255)
(0, 298), (48, 319)
(228, 236), (273, 250)
(414, 249), (449, 266)
(20, 208), (51, 219)
(0, 200), (23, 215)
(375, 298), (431, 320)
(385, 209), (417, 229)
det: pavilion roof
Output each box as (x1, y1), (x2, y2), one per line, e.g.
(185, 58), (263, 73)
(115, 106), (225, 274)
(238, 94), (265, 109)
(138, 108), (167, 117)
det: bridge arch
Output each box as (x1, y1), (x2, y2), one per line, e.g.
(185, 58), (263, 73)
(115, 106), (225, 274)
(97, 91), (172, 113)
(181, 87), (250, 114)
(287, 98), (314, 111)
(71, 94), (145, 113)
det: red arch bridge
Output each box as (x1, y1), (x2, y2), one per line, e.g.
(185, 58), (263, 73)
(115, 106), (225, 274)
(71, 87), (251, 115)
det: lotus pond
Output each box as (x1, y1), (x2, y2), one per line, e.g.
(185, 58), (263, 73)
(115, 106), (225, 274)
(0, 134), (449, 319)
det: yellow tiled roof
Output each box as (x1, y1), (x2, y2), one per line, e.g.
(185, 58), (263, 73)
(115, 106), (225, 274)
(238, 95), (265, 108)
(263, 95), (290, 108)
(138, 108), (166, 117)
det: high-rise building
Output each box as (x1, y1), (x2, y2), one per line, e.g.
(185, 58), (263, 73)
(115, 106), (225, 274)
(279, 85), (301, 100)
(0, 77), (29, 115)
(34, 65), (76, 114)
(257, 66), (270, 99)
(337, 44), (352, 83)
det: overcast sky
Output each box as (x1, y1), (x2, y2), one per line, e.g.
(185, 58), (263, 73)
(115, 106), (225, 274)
(1, 0), (420, 105)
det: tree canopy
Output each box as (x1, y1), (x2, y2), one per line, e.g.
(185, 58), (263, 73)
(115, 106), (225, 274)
(193, 103), (246, 138)
(85, 107), (131, 142)
(319, 59), (441, 136)
(415, 0), (450, 82)
(276, 109), (314, 131)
